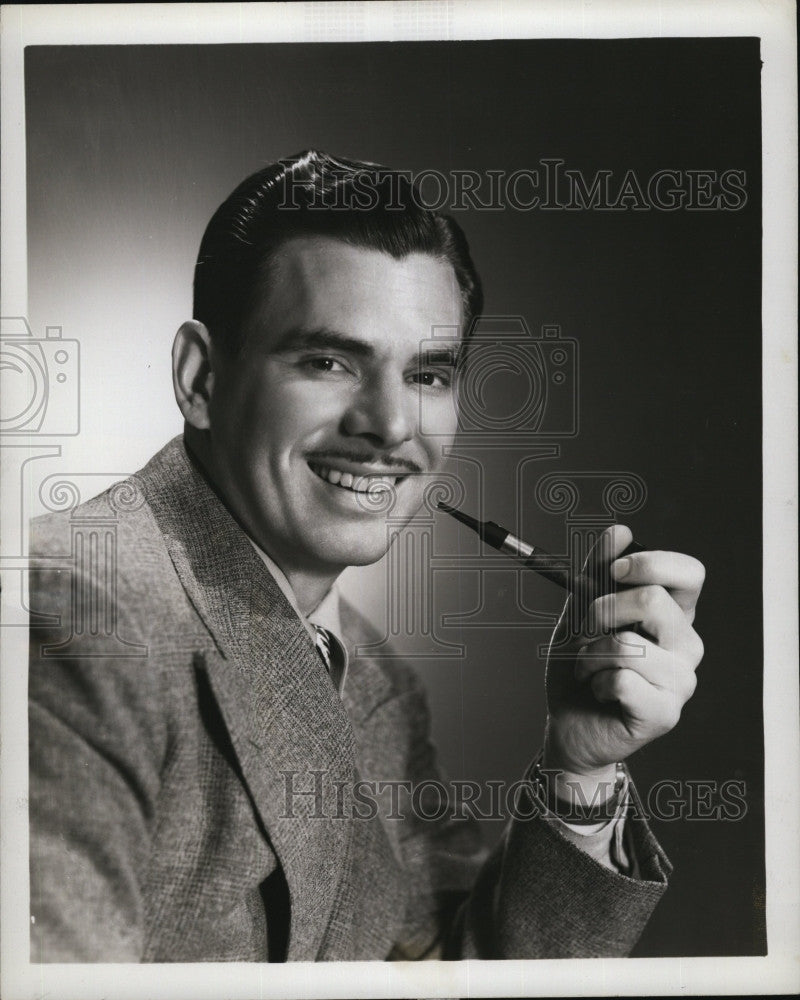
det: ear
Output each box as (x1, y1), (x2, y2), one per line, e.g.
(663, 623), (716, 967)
(172, 321), (215, 429)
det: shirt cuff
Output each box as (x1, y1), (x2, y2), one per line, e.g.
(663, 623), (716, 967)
(526, 755), (637, 876)
(550, 786), (635, 875)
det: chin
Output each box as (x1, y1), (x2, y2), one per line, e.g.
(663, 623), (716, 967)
(307, 517), (396, 568)
(342, 547), (390, 568)
(302, 503), (423, 570)
(317, 538), (391, 570)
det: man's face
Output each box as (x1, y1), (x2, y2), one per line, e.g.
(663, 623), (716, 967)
(205, 235), (463, 575)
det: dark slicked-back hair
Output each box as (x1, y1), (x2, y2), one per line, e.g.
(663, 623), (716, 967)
(193, 150), (483, 354)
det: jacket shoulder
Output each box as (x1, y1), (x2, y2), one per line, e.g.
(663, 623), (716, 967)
(28, 443), (198, 642)
(30, 477), (157, 554)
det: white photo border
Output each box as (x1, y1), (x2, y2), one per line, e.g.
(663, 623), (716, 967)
(1, 2), (797, 997)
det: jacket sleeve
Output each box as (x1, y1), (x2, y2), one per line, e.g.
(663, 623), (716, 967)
(445, 782), (672, 958)
(384, 664), (672, 960)
(28, 551), (169, 963)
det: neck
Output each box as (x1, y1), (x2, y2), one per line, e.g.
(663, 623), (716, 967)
(281, 566), (340, 617)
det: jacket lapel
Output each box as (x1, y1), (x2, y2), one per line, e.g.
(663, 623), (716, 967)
(139, 437), (359, 960)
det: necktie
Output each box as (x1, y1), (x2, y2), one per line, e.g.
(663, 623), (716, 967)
(314, 625), (334, 673)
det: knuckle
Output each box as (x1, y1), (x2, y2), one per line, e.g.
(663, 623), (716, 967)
(671, 668), (697, 703)
(690, 630), (705, 665)
(666, 710), (682, 734)
(690, 557), (707, 588)
(635, 584), (664, 614)
(673, 553), (705, 592)
(659, 700), (682, 734)
(614, 670), (634, 698)
(683, 671), (698, 700)
(613, 631), (645, 663)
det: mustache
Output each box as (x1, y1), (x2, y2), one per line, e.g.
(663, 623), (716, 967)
(305, 448), (424, 475)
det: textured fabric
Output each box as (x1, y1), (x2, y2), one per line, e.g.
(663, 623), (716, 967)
(527, 756), (633, 872)
(246, 537), (318, 642)
(247, 538), (348, 695)
(28, 435), (672, 963)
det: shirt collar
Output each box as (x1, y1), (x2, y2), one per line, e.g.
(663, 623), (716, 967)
(247, 538), (348, 695)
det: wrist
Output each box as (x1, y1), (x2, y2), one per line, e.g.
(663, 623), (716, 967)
(542, 732), (620, 805)
(533, 750), (626, 824)
(546, 762), (619, 804)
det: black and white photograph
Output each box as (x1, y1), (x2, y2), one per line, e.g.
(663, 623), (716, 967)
(0, 3), (796, 998)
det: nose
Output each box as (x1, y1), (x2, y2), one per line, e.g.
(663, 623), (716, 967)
(340, 375), (415, 448)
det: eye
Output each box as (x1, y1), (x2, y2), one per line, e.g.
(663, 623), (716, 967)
(304, 356), (348, 374)
(411, 369), (453, 389)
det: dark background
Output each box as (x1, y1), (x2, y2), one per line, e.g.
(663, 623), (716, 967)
(25, 39), (763, 957)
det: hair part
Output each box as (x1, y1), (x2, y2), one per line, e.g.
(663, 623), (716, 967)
(193, 150), (483, 355)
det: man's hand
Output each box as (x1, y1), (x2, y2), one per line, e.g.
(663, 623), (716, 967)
(542, 525), (705, 792)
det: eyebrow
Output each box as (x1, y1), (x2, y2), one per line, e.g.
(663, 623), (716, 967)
(271, 326), (463, 367)
(271, 326), (376, 359)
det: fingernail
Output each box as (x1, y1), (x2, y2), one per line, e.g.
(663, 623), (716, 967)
(612, 557), (630, 579)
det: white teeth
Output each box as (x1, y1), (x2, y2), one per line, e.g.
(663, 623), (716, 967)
(310, 462), (399, 494)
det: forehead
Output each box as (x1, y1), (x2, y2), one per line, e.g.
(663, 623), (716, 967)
(244, 236), (464, 352)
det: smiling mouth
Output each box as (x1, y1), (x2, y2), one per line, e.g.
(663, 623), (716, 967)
(308, 461), (407, 494)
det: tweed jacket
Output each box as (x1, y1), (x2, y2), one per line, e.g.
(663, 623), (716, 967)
(28, 437), (671, 963)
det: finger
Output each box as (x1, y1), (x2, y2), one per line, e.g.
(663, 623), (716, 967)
(591, 666), (655, 707)
(590, 668), (686, 737)
(583, 586), (700, 654)
(611, 549), (705, 617)
(562, 525), (636, 640)
(583, 524), (634, 574)
(575, 631), (652, 681)
(576, 633), (699, 701)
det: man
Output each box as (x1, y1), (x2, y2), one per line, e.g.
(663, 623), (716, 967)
(28, 150), (705, 962)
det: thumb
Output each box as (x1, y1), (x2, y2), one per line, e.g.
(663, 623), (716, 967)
(583, 524), (634, 573)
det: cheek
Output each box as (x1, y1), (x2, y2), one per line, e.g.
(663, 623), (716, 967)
(419, 395), (458, 463)
(235, 379), (343, 452)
